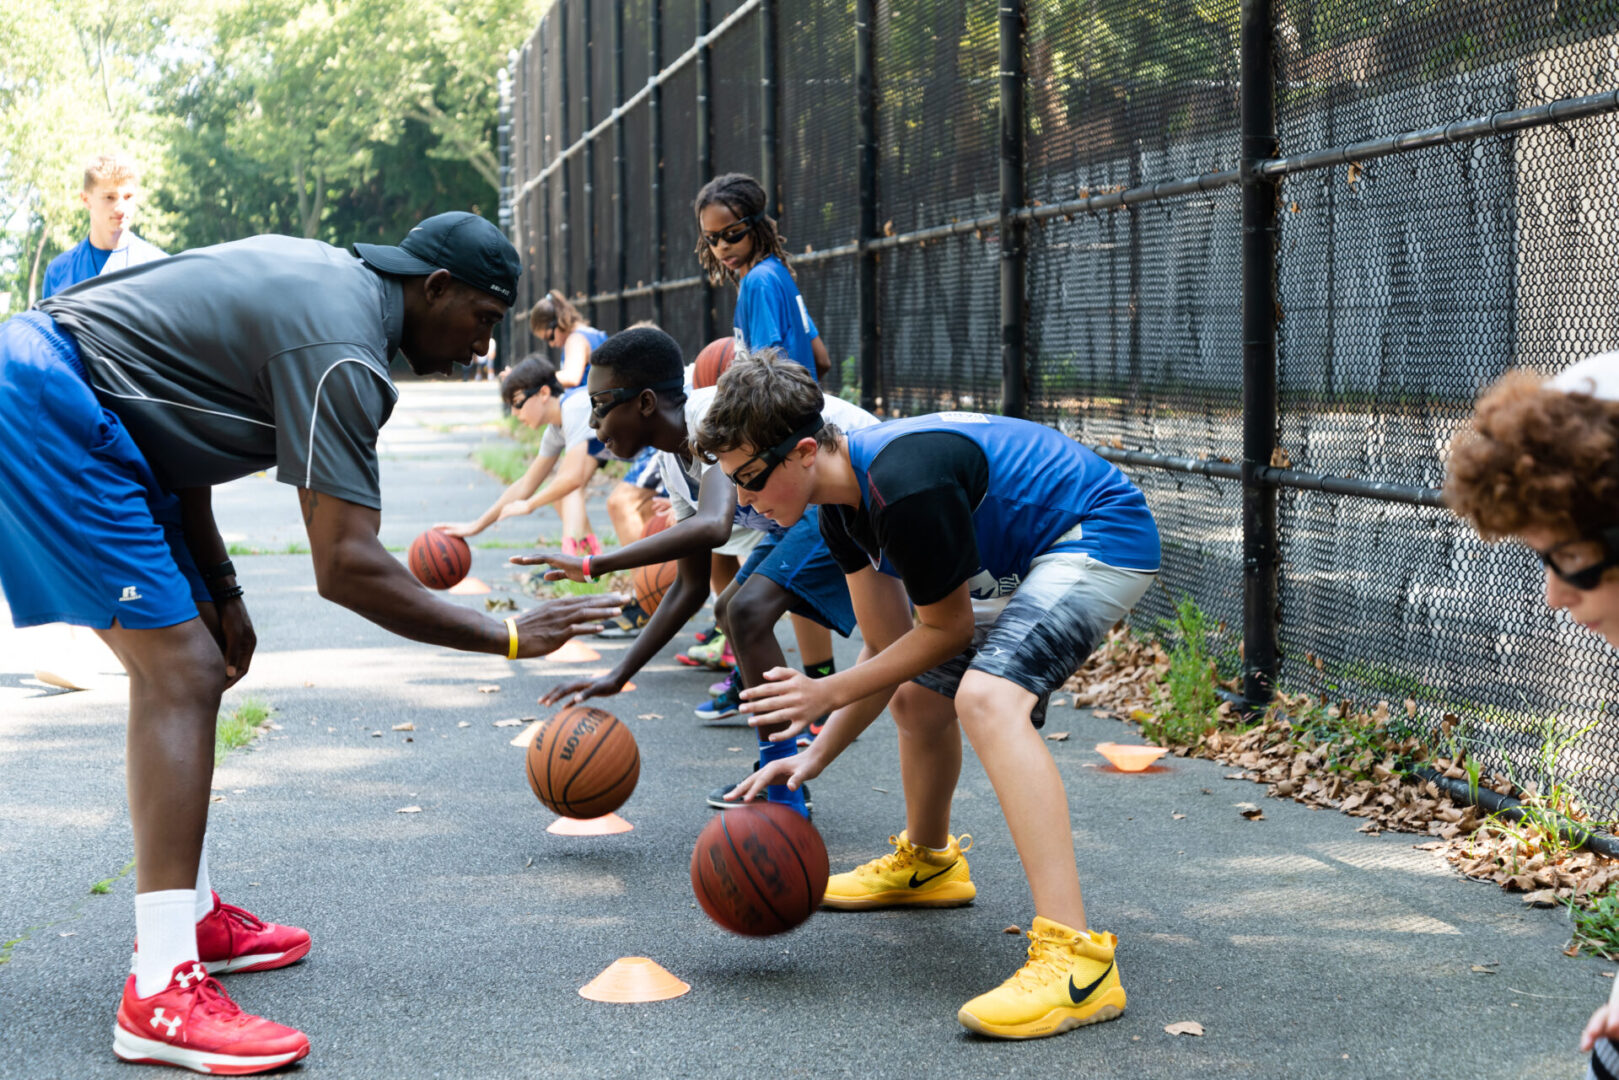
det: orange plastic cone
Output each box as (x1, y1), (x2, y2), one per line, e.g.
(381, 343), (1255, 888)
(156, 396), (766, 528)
(547, 813), (634, 836)
(579, 957), (690, 1002)
(546, 640), (601, 663)
(1095, 742), (1169, 772)
(448, 576), (490, 595)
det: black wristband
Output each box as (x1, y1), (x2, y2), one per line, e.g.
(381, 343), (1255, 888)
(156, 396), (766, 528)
(201, 559), (237, 583)
(208, 583), (244, 602)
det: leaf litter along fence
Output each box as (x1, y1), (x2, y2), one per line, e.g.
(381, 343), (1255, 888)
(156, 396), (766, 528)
(497, 0), (1619, 822)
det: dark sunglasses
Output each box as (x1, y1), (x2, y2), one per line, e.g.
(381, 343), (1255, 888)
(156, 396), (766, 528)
(1534, 527), (1619, 591)
(702, 212), (762, 248)
(588, 378), (687, 422)
(724, 416), (825, 492)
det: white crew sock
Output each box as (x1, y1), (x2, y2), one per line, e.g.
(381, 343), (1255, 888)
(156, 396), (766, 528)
(134, 889), (199, 997)
(193, 840), (214, 922)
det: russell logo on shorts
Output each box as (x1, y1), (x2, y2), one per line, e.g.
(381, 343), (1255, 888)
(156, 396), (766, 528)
(119, 585), (143, 602)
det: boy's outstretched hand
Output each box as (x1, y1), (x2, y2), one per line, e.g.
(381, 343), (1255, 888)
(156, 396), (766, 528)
(508, 551), (588, 582)
(726, 747), (824, 805)
(739, 667), (832, 736)
(540, 672), (624, 707)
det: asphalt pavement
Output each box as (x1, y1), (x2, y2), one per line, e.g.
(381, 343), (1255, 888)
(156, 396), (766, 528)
(0, 381), (1608, 1079)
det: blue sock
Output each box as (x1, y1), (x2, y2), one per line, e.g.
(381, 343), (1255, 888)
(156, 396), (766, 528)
(758, 735), (807, 818)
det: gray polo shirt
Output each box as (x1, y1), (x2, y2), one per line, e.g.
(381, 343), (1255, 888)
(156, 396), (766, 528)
(40, 235), (403, 508)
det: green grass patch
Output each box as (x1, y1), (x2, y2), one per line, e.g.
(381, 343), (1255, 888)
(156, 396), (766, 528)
(1143, 594), (1223, 747)
(216, 697), (273, 765)
(476, 444), (531, 485)
(226, 541), (310, 556)
(473, 539), (542, 549)
(1572, 888), (1619, 959)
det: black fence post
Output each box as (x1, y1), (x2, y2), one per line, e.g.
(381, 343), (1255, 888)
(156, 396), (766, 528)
(581, 0), (596, 306)
(760, 0), (779, 218)
(855, 0), (879, 412)
(696, 0), (716, 344)
(998, 0), (1027, 419)
(497, 57), (515, 375)
(557, 2), (572, 308)
(1240, 0), (1279, 710)
(612, 0), (627, 322)
(649, 0), (664, 326)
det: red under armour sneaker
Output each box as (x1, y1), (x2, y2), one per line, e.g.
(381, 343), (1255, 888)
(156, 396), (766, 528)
(195, 892), (312, 974)
(113, 960), (309, 1075)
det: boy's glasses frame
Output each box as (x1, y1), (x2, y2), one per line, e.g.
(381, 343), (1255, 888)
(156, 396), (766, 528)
(702, 212), (763, 248)
(588, 378), (686, 422)
(1535, 527), (1619, 591)
(725, 416), (825, 492)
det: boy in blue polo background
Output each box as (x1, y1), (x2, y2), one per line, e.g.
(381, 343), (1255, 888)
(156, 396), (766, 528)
(42, 154), (167, 298)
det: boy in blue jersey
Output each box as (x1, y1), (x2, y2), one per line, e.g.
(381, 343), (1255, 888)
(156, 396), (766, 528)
(706, 359), (1160, 1041)
(42, 155), (167, 298)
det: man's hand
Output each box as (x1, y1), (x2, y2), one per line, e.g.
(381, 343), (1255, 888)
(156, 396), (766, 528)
(434, 521), (482, 538)
(739, 667), (833, 736)
(497, 499), (533, 522)
(513, 593), (627, 658)
(540, 672), (625, 707)
(726, 746), (824, 804)
(201, 596), (257, 690)
(508, 551), (587, 582)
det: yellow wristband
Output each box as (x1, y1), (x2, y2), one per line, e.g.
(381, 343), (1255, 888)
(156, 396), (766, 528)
(505, 617), (519, 660)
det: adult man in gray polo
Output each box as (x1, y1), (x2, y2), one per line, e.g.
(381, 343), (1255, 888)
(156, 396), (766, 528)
(2, 212), (622, 1074)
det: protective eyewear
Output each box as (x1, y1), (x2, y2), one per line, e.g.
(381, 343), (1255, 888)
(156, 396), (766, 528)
(702, 213), (762, 248)
(725, 415), (825, 492)
(588, 378), (686, 422)
(1535, 528), (1619, 591)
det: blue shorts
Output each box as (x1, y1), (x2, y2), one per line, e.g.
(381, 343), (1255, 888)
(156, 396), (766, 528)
(0, 312), (208, 630)
(733, 506), (856, 637)
(624, 446), (665, 493)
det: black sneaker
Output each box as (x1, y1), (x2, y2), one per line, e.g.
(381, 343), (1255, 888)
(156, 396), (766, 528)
(599, 602), (650, 639)
(694, 671), (743, 722)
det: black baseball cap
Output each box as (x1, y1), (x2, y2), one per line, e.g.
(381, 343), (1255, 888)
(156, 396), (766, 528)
(354, 212), (521, 304)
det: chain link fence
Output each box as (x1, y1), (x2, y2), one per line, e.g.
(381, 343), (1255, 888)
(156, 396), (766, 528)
(500, 1), (1619, 819)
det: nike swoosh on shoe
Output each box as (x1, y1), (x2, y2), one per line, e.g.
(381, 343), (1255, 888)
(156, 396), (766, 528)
(908, 861), (957, 888)
(1069, 962), (1114, 1004)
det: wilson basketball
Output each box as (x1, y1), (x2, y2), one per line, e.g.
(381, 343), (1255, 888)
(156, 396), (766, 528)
(633, 560), (678, 616)
(643, 507), (673, 537)
(408, 529), (471, 589)
(693, 337), (736, 388)
(690, 803), (828, 936)
(526, 706), (639, 819)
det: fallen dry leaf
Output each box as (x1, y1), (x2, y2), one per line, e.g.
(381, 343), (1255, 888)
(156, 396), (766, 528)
(369, 731), (382, 738)
(492, 718), (524, 728)
(392, 722), (414, 732)
(1522, 889), (1559, 908)
(1164, 1021), (1205, 1037)
(1235, 803), (1264, 821)
(396, 805), (422, 814)
(1045, 732), (1070, 742)
(636, 713), (664, 721)
(1002, 925), (1021, 935)
(477, 684), (501, 694)
(457, 721), (471, 728)
(1172, 813), (1186, 820)
(872, 787), (889, 794)
(1470, 964), (1497, 975)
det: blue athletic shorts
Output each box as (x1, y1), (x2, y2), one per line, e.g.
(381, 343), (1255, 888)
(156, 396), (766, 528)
(0, 312), (208, 630)
(914, 552), (1155, 728)
(733, 506), (856, 637)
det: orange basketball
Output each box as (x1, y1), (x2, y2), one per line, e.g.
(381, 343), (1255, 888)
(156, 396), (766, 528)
(643, 507), (673, 537)
(633, 560), (678, 615)
(690, 803), (829, 936)
(525, 706), (639, 819)
(693, 337), (736, 389)
(408, 529), (471, 589)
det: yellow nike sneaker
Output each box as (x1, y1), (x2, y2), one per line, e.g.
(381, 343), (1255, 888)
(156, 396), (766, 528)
(821, 830), (975, 910)
(956, 917), (1126, 1039)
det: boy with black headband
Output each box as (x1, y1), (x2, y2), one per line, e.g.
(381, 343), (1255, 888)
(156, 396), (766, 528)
(709, 358), (1160, 1041)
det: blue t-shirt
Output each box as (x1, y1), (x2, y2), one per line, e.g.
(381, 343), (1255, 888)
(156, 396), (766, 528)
(733, 255), (819, 377)
(42, 233), (167, 299)
(821, 413), (1160, 606)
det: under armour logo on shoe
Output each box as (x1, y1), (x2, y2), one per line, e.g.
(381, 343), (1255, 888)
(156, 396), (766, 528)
(174, 963), (207, 989)
(119, 585), (142, 602)
(150, 1008), (182, 1036)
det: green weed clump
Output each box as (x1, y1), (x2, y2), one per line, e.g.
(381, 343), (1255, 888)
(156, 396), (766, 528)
(1146, 595), (1222, 746)
(1573, 888), (1619, 959)
(215, 698), (273, 765)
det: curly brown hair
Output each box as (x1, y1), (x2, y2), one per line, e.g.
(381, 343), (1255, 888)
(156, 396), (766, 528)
(693, 173), (792, 287)
(1445, 370), (1619, 541)
(693, 349), (840, 463)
